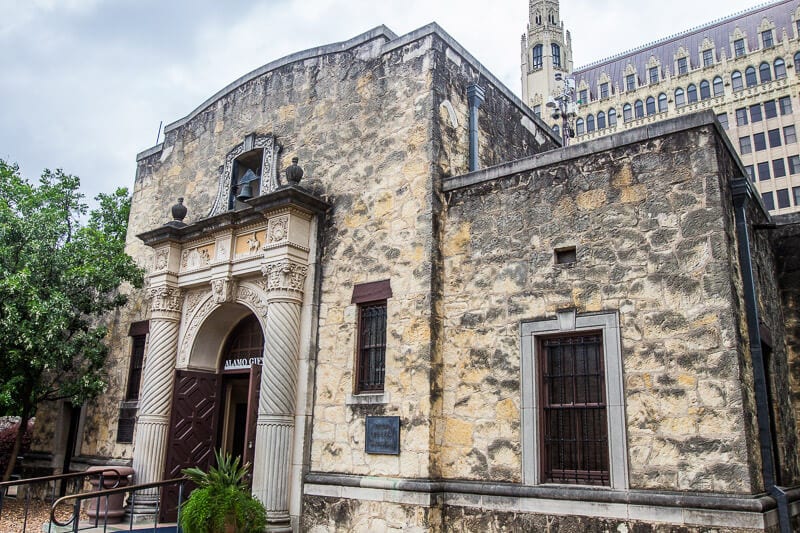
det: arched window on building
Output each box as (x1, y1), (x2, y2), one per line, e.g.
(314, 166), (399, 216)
(699, 80), (711, 100)
(732, 70), (743, 91)
(608, 108), (617, 126)
(586, 114), (595, 132)
(745, 66), (757, 87)
(658, 93), (668, 112)
(675, 88), (685, 108)
(623, 103), (632, 122)
(575, 117), (584, 135)
(597, 111), (606, 129)
(532, 44), (543, 70)
(687, 84), (698, 103)
(794, 52), (800, 74)
(775, 57), (786, 79)
(713, 76), (724, 96)
(552, 43), (561, 68)
(646, 96), (656, 115)
(634, 100), (644, 118)
(759, 62), (772, 83)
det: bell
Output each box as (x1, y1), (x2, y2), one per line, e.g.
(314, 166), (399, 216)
(236, 182), (253, 201)
(236, 168), (260, 201)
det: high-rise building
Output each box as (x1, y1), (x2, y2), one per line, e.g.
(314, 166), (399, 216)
(522, 0), (800, 215)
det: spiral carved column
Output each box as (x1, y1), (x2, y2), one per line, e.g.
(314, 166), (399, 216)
(252, 260), (307, 531)
(130, 285), (183, 516)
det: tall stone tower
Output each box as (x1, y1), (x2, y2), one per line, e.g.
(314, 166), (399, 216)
(520, 0), (573, 118)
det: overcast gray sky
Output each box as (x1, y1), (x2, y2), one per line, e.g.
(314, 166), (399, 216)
(0, 0), (762, 202)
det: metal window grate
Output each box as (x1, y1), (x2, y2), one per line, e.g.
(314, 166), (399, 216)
(116, 407), (137, 443)
(357, 303), (387, 392)
(541, 334), (609, 485)
(125, 335), (147, 401)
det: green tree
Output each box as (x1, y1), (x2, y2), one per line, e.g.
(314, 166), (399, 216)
(0, 160), (143, 480)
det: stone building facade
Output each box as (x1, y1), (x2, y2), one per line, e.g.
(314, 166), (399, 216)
(522, 0), (800, 217)
(29, 19), (800, 533)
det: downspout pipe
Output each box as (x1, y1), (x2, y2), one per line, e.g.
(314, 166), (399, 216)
(731, 178), (792, 533)
(467, 84), (485, 172)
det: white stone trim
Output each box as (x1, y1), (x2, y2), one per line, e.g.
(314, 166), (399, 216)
(303, 483), (433, 507)
(520, 310), (629, 490)
(345, 392), (391, 405)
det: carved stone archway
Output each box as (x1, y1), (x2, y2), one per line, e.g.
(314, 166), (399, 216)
(133, 187), (329, 530)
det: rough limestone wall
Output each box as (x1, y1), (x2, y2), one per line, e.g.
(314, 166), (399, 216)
(302, 496), (441, 533)
(427, 38), (558, 481)
(441, 126), (755, 492)
(307, 34), (442, 482)
(441, 505), (770, 533)
(80, 32), (432, 466)
(774, 213), (800, 467)
(311, 33), (558, 483)
(428, 39), (557, 179)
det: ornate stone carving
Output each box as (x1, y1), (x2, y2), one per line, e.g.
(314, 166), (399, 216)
(184, 289), (206, 317)
(208, 135), (281, 216)
(178, 295), (216, 363)
(154, 249), (169, 272)
(211, 277), (237, 304)
(247, 235), (261, 252)
(261, 260), (308, 293)
(237, 285), (269, 317)
(267, 215), (289, 243)
(182, 247), (210, 270)
(147, 286), (183, 313)
(216, 240), (230, 261)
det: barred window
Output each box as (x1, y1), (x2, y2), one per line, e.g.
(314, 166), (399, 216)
(125, 321), (149, 401)
(540, 334), (609, 485)
(357, 303), (387, 393)
(352, 280), (392, 394)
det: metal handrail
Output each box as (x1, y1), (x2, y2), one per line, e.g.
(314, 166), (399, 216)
(0, 468), (124, 533)
(49, 477), (186, 533)
(0, 468), (123, 490)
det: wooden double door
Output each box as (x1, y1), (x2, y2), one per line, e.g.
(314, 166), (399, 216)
(159, 364), (261, 522)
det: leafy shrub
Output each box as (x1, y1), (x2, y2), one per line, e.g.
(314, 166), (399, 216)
(0, 419), (33, 476)
(180, 450), (267, 533)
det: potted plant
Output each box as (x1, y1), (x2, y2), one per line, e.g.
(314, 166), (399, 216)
(179, 450), (267, 533)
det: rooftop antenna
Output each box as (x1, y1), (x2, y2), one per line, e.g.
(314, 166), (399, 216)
(155, 120), (163, 145)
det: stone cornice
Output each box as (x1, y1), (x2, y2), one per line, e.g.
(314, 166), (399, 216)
(137, 186), (330, 248)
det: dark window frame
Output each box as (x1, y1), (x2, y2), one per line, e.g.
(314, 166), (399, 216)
(352, 280), (392, 394)
(765, 99), (778, 118)
(538, 332), (610, 486)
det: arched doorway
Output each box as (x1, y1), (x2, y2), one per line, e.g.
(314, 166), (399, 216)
(160, 309), (265, 520)
(218, 314), (263, 469)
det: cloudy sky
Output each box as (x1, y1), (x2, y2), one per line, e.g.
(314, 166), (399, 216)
(0, 0), (764, 203)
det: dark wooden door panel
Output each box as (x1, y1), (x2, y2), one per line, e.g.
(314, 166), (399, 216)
(243, 364), (261, 486)
(159, 369), (221, 522)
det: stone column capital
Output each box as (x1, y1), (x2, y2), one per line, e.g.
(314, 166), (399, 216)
(147, 285), (184, 320)
(260, 259), (308, 302)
